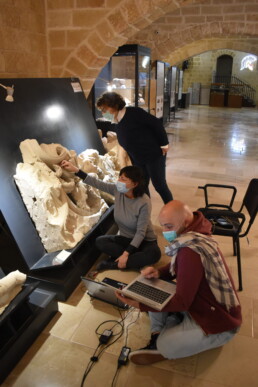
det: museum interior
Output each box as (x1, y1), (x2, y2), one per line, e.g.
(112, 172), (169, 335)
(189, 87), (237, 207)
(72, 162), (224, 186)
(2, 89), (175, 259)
(1, 1), (258, 386)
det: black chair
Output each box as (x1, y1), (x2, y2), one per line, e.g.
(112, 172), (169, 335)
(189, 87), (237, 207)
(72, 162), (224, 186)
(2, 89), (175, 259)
(198, 179), (258, 291)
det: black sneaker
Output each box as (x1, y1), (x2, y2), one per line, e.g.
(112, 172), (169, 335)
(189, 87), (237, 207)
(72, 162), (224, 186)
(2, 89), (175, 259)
(141, 333), (159, 350)
(129, 333), (166, 365)
(96, 259), (118, 271)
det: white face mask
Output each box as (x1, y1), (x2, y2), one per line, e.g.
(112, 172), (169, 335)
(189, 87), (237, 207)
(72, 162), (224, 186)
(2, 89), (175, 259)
(102, 112), (114, 121)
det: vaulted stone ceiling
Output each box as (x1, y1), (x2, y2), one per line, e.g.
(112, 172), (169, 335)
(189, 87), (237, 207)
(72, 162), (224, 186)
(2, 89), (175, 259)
(45, 0), (258, 94)
(128, 0), (258, 64)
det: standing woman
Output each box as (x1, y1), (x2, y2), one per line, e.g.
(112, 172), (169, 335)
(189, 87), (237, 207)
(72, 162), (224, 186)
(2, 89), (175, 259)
(96, 92), (173, 204)
(60, 161), (161, 271)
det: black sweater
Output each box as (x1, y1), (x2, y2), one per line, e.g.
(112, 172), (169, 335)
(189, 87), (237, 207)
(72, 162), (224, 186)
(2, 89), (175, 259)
(116, 107), (169, 163)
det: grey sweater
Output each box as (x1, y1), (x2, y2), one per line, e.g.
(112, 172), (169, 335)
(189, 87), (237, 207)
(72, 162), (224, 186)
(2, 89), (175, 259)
(84, 174), (157, 253)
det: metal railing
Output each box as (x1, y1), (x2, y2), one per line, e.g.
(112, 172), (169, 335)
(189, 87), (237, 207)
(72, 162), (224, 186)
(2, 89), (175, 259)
(213, 75), (256, 105)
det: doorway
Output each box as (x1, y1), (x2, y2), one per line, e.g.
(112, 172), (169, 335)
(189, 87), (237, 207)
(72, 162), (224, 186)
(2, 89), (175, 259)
(216, 55), (233, 83)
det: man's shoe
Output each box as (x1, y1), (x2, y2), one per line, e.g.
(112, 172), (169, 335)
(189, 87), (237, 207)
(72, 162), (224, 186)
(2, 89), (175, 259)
(96, 259), (118, 271)
(129, 333), (166, 365)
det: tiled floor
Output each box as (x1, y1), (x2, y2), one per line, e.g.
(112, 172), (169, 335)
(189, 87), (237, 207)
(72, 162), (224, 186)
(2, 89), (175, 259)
(3, 106), (258, 386)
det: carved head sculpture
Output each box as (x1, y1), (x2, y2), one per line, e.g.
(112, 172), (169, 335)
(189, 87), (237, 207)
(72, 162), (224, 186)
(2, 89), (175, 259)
(0, 83), (14, 102)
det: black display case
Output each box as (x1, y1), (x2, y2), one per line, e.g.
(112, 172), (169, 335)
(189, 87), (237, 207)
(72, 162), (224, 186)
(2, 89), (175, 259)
(0, 78), (116, 300)
(91, 44), (151, 121)
(163, 62), (171, 124)
(150, 61), (174, 123)
(0, 277), (58, 384)
(112, 44), (151, 112)
(169, 66), (178, 119)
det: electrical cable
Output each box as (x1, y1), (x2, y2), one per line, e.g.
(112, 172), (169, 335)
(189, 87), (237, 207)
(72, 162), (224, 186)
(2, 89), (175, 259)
(80, 317), (126, 386)
(80, 304), (136, 386)
(110, 308), (141, 387)
(80, 343), (101, 387)
(95, 319), (124, 338)
(124, 309), (141, 348)
(111, 364), (121, 387)
(96, 321), (124, 358)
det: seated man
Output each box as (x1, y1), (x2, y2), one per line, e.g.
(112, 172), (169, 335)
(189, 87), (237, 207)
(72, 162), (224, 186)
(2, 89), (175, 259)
(116, 200), (242, 365)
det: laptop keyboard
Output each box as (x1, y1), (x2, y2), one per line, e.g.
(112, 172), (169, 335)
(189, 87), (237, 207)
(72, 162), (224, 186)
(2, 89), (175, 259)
(127, 281), (171, 304)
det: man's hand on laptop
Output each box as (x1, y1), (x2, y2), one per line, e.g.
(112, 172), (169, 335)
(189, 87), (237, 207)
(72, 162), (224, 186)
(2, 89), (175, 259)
(141, 267), (160, 279)
(115, 290), (140, 309)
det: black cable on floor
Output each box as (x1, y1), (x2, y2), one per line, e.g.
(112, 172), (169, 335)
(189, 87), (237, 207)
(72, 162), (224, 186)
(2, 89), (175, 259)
(80, 306), (137, 386)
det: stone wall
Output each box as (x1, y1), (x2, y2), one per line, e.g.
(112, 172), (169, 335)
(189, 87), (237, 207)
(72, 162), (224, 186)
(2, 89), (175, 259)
(183, 50), (258, 105)
(231, 51), (258, 93)
(0, 0), (47, 78)
(182, 52), (213, 88)
(0, 0), (258, 97)
(45, 0), (180, 94)
(132, 0), (258, 66)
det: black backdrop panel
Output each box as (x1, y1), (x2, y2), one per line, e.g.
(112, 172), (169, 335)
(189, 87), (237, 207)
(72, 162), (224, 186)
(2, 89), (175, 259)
(0, 78), (105, 269)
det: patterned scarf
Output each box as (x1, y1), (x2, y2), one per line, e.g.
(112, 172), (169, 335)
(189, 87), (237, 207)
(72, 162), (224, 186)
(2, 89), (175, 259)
(165, 232), (239, 311)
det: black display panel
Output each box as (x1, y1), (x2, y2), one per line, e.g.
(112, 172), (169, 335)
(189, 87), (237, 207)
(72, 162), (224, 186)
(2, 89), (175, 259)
(0, 78), (105, 271)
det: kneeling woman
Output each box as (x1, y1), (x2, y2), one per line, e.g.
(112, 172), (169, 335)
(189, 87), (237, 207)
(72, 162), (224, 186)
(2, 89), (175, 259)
(60, 161), (161, 271)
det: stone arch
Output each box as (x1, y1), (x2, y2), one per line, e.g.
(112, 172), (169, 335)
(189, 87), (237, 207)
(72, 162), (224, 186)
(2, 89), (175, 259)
(47, 0), (201, 94)
(135, 21), (258, 63)
(214, 50), (236, 61)
(46, 0), (258, 96)
(163, 38), (258, 66)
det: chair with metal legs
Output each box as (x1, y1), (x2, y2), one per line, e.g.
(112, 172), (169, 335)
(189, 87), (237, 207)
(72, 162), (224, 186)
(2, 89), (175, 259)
(198, 179), (258, 291)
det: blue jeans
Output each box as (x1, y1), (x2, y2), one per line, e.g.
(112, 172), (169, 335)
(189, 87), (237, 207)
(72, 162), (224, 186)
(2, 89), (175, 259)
(132, 154), (173, 204)
(149, 311), (237, 359)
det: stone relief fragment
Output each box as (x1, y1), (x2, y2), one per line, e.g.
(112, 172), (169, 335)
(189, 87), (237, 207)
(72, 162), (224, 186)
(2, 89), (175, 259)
(97, 129), (131, 168)
(14, 139), (120, 253)
(0, 270), (27, 313)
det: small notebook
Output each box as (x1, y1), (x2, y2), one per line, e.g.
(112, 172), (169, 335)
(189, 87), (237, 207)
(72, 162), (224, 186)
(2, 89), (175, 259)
(121, 274), (176, 311)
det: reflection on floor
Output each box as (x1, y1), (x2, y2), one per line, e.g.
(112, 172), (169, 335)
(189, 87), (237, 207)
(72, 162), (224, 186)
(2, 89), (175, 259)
(3, 106), (258, 387)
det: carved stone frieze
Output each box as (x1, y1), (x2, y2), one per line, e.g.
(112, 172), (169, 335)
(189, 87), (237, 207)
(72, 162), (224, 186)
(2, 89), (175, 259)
(14, 140), (120, 253)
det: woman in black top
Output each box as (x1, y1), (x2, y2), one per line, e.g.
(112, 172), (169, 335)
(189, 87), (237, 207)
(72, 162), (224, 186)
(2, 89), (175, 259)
(96, 92), (173, 204)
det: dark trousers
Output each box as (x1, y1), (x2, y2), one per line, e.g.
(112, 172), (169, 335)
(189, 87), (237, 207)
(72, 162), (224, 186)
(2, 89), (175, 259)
(95, 235), (161, 270)
(132, 154), (173, 204)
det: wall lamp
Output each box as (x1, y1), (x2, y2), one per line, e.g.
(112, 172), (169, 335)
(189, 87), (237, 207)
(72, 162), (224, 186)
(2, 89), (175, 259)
(0, 83), (14, 102)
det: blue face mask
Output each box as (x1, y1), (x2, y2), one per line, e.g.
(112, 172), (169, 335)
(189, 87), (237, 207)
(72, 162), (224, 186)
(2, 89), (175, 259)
(162, 230), (177, 242)
(102, 112), (114, 121)
(116, 181), (130, 193)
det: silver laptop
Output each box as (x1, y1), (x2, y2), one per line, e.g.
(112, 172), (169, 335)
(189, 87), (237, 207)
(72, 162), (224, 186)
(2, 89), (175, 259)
(81, 277), (129, 310)
(121, 274), (176, 311)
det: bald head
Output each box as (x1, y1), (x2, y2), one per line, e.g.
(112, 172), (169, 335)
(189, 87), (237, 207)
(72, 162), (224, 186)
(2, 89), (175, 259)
(159, 200), (194, 234)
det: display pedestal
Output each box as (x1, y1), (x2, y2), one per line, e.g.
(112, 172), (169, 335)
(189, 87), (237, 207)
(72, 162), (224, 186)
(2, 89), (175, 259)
(180, 93), (190, 108)
(28, 207), (117, 301)
(228, 95), (242, 108)
(0, 285), (58, 384)
(209, 93), (225, 107)
(1, 205), (116, 301)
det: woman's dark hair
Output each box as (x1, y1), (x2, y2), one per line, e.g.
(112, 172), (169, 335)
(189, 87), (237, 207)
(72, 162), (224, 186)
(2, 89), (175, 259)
(96, 92), (126, 111)
(119, 166), (146, 198)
